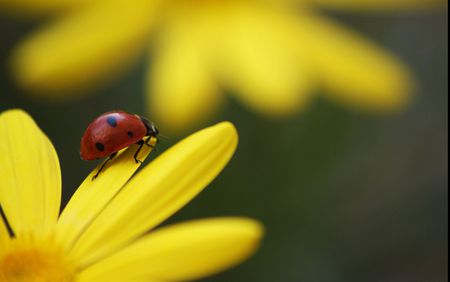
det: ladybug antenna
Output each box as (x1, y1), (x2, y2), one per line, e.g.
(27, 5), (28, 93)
(157, 134), (170, 141)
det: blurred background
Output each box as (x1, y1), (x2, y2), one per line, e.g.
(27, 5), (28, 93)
(0, 2), (447, 282)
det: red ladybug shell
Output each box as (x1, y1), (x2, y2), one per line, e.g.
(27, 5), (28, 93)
(80, 111), (147, 160)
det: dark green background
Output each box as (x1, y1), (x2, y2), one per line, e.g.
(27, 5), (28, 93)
(1, 8), (447, 282)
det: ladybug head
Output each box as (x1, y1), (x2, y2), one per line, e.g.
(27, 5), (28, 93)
(149, 122), (159, 136)
(139, 115), (159, 137)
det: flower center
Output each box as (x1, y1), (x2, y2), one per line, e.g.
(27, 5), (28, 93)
(0, 240), (75, 282)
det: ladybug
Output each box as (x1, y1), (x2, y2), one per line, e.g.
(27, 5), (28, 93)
(80, 111), (159, 179)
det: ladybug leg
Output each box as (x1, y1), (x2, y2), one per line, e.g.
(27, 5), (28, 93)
(134, 140), (145, 164)
(134, 137), (157, 163)
(92, 152), (118, 180)
(144, 136), (157, 149)
(134, 137), (158, 164)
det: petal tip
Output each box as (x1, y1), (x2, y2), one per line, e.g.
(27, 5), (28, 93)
(233, 217), (265, 241)
(205, 121), (239, 150)
(0, 109), (34, 126)
(213, 121), (238, 135)
(0, 108), (28, 117)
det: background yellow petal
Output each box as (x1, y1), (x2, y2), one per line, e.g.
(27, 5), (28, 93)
(77, 218), (263, 282)
(10, 0), (162, 96)
(209, 2), (315, 116)
(148, 8), (223, 133)
(69, 122), (238, 267)
(0, 109), (61, 237)
(308, 0), (446, 10)
(55, 138), (155, 251)
(293, 11), (414, 112)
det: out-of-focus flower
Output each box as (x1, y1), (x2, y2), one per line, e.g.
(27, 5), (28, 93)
(0, 109), (262, 281)
(1, 0), (444, 131)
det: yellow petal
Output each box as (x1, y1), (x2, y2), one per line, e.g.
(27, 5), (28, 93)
(293, 11), (414, 112)
(10, 0), (162, 96)
(0, 109), (61, 237)
(79, 279), (162, 282)
(148, 8), (223, 132)
(209, 2), (315, 116)
(0, 217), (10, 244)
(55, 138), (155, 251)
(78, 275), (163, 282)
(78, 218), (263, 281)
(69, 122), (238, 267)
(308, 0), (446, 10)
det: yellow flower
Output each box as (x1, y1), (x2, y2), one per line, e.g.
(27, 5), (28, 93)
(2, 0), (443, 130)
(0, 109), (263, 281)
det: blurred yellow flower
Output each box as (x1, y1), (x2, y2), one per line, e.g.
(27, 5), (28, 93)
(1, 0), (444, 131)
(0, 109), (263, 281)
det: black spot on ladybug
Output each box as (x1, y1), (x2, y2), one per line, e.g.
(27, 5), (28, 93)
(107, 116), (117, 127)
(127, 131), (134, 138)
(95, 142), (105, 151)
